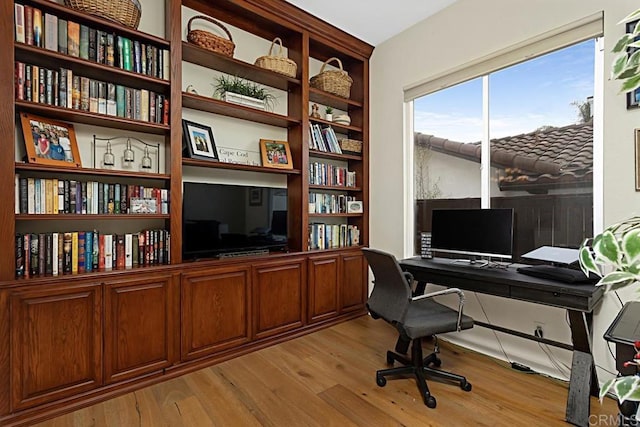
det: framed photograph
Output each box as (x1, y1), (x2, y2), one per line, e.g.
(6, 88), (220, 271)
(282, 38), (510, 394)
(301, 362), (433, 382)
(260, 139), (293, 169)
(626, 20), (640, 109)
(249, 187), (263, 206)
(182, 119), (219, 161)
(347, 200), (363, 213)
(19, 112), (81, 167)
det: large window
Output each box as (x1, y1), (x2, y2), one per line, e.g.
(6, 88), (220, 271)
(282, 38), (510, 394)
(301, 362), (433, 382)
(413, 39), (596, 259)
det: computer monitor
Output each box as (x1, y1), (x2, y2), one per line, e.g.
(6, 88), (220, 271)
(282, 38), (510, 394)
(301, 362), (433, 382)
(430, 208), (514, 260)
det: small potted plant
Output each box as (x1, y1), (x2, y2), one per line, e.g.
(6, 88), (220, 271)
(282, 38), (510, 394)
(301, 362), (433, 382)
(325, 106), (333, 121)
(212, 75), (276, 111)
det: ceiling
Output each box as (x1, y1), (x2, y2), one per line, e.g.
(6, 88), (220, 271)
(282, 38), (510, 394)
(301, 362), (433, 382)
(284, 0), (457, 46)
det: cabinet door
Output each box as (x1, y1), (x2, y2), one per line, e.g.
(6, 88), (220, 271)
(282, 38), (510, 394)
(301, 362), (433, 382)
(253, 258), (306, 339)
(10, 282), (102, 411)
(104, 273), (177, 384)
(308, 255), (339, 323)
(181, 265), (251, 361)
(341, 252), (367, 313)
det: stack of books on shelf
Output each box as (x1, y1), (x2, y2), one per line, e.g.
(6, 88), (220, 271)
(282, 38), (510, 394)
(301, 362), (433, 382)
(15, 228), (170, 278)
(14, 3), (169, 80)
(308, 124), (342, 153)
(15, 62), (169, 124)
(308, 162), (357, 187)
(15, 176), (169, 215)
(309, 192), (356, 214)
(308, 223), (359, 250)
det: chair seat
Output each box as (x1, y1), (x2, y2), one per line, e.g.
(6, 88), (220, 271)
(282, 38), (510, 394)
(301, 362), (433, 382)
(401, 300), (474, 340)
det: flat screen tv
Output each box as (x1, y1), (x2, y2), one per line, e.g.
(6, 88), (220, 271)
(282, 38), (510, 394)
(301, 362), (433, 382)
(182, 182), (288, 260)
(430, 208), (514, 261)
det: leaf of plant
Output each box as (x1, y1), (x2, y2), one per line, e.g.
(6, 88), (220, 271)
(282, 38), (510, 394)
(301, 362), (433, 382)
(579, 246), (600, 277)
(621, 74), (640, 94)
(630, 41), (640, 49)
(595, 230), (621, 264)
(614, 376), (640, 403)
(613, 34), (635, 54)
(618, 9), (640, 26)
(600, 272), (637, 289)
(612, 54), (630, 79)
(600, 378), (615, 401)
(619, 67), (640, 80)
(635, 20), (640, 35)
(623, 229), (640, 264)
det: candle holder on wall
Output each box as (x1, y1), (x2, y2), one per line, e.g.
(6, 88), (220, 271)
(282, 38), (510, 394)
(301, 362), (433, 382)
(92, 135), (160, 173)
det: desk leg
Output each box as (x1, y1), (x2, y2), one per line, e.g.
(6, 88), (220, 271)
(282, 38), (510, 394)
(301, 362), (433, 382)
(566, 310), (599, 427)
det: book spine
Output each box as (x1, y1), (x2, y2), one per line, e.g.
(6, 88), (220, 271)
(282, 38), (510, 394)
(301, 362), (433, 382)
(132, 233), (139, 267)
(114, 184), (120, 214)
(85, 231), (92, 272)
(120, 184), (127, 214)
(92, 230), (99, 271)
(57, 233), (63, 275)
(15, 4), (25, 44)
(45, 233), (53, 275)
(89, 79), (98, 113)
(63, 232), (72, 273)
(24, 64), (31, 102)
(125, 234), (132, 268)
(24, 5), (33, 46)
(99, 234), (106, 270)
(106, 33), (115, 67)
(38, 233), (45, 276)
(98, 81), (106, 114)
(52, 232), (59, 276)
(71, 231), (78, 273)
(15, 234), (24, 278)
(77, 231), (85, 273)
(88, 27), (97, 61)
(67, 21), (79, 57)
(79, 24), (89, 59)
(116, 235), (125, 269)
(38, 67), (45, 103)
(15, 62), (24, 101)
(32, 8), (42, 47)
(59, 68), (67, 109)
(58, 18), (68, 54)
(79, 76), (88, 111)
(107, 83), (116, 116)
(44, 13), (57, 51)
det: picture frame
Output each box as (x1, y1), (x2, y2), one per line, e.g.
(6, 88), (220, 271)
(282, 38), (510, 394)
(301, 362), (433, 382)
(260, 139), (293, 169)
(19, 112), (81, 167)
(347, 200), (363, 213)
(635, 129), (640, 190)
(249, 187), (263, 206)
(182, 119), (219, 161)
(626, 20), (640, 110)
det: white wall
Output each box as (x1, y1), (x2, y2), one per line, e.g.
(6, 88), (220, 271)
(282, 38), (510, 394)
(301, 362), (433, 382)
(371, 0), (639, 383)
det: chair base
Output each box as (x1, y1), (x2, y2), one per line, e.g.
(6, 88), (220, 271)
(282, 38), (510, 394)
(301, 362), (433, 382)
(375, 338), (471, 408)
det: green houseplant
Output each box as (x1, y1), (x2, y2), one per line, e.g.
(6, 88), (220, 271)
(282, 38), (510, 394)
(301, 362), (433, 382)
(579, 7), (640, 408)
(212, 75), (276, 111)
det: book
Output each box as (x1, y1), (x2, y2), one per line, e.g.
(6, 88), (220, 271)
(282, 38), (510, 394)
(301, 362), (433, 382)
(98, 81), (106, 114)
(132, 234), (139, 267)
(45, 233), (53, 275)
(79, 76), (88, 110)
(71, 231), (78, 273)
(98, 234), (105, 270)
(106, 33), (115, 66)
(107, 83), (116, 116)
(15, 62), (24, 101)
(163, 49), (170, 80)
(125, 234), (132, 268)
(24, 64), (32, 101)
(57, 233), (63, 275)
(63, 232), (72, 273)
(29, 233), (39, 276)
(88, 27), (97, 61)
(27, 177), (35, 214)
(16, 234), (24, 278)
(66, 68), (73, 108)
(58, 180), (64, 213)
(116, 85), (125, 117)
(32, 8), (42, 47)
(114, 183), (120, 214)
(67, 21), (80, 57)
(44, 13), (58, 51)
(78, 231), (85, 273)
(38, 66), (45, 103)
(96, 30), (105, 64)
(15, 4), (25, 43)
(116, 235), (125, 269)
(85, 231), (93, 272)
(140, 89), (149, 122)
(59, 68), (67, 109)
(122, 37), (132, 71)
(79, 24), (89, 59)
(58, 18), (68, 54)
(52, 232), (59, 276)
(92, 230), (99, 271)
(89, 79), (98, 113)
(38, 233), (45, 276)
(104, 234), (113, 268)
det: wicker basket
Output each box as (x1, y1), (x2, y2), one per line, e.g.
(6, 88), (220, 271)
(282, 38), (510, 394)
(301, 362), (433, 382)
(339, 138), (362, 154)
(187, 15), (235, 57)
(254, 38), (297, 78)
(310, 57), (353, 99)
(65, 0), (141, 29)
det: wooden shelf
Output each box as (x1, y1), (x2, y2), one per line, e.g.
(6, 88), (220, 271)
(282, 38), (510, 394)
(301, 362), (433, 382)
(15, 163), (171, 180)
(310, 117), (361, 134)
(308, 213), (363, 218)
(15, 44), (170, 94)
(16, 214), (170, 221)
(309, 87), (363, 110)
(308, 150), (362, 161)
(15, 101), (170, 135)
(182, 92), (300, 128)
(308, 185), (361, 191)
(307, 245), (365, 253)
(182, 42), (300, 91)
(24, 0), (170, 48)
(183, 158), (301, 175)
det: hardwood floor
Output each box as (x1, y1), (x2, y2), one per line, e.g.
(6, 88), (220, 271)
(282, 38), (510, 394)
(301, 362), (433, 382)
(36, 315), (617, 426)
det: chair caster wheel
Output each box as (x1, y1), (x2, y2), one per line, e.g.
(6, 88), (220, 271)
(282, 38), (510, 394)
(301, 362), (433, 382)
(460, 380), (472, 392)
(376, 375), (387, 387)
(425, 395), (437, 408)
(386, 351), (394, 365)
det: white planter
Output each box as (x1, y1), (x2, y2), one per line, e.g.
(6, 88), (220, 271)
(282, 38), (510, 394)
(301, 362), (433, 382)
(325, 113), (332, 121)
(223, 92), (266, 110)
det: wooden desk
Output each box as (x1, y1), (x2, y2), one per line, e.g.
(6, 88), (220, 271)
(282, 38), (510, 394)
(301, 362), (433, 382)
(399, 257), (605, 427)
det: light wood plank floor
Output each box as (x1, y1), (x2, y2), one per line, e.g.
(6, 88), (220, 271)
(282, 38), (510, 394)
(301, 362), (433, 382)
(36, 315), (617, 426)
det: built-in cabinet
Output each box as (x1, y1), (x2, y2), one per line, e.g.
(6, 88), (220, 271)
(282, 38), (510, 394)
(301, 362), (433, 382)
(0, 0), (372, 425)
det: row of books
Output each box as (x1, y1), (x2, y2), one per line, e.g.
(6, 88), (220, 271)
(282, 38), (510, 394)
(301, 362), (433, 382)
(308, 124), (342, 154)
(14, 3), (169, 80)
(15, 62), (169, 124)
(308, 223), (360, 250)
(309, 192), (356, 214)
(15, 229), (171, 279)
(308, 162), (357, 187)
(15, 176), (169, 215)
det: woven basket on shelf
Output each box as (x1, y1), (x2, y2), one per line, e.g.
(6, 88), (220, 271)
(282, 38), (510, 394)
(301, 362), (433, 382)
(310, 57), (353, 99)
(65, 0), (141, 29)
(339, 138), (362, 154)
(254, 38), (297, 78)
(187, 15), (235, 57)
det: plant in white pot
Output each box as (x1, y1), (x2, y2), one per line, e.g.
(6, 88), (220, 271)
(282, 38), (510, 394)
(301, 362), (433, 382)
(212, 75), (276, 111)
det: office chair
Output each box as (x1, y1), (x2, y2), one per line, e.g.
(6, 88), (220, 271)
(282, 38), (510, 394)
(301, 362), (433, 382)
(362, 248), (474, 408)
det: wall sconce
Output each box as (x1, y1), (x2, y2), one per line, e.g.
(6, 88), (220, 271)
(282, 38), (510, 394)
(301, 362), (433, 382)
(103, 140), (115, 166)
(92, 135), (161, 173)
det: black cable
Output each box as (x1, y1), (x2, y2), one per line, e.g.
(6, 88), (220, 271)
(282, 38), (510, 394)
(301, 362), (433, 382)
(473, 292), (512, 364)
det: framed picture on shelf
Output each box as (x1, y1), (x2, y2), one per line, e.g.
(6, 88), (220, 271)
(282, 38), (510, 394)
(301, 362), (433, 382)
(260, 139), (293, 169)
(182, 119), (219, 161)
(626, 20), (640, 109)
(249, 188), (263, 206)
(19, 112), (81, 167)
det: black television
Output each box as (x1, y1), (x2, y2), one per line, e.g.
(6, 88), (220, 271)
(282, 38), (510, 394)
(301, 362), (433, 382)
(430, 208), (514, 261)
(182, 182), (288, 259)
